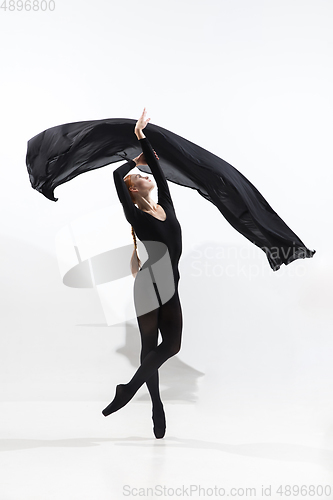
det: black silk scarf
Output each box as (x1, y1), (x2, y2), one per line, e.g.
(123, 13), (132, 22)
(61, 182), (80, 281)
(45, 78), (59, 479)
(26, 117), (316, 271)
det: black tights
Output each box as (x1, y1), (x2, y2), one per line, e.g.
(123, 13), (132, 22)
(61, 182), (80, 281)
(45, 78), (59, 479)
(129, 290), (183, 399)
(102, 290), (182, 417)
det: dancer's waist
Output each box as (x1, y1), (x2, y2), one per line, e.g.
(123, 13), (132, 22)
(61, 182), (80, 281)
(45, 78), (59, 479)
(139, 261), (180, 284)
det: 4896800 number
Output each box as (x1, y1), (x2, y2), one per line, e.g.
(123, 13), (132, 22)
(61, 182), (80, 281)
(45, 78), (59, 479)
(276, 484), (331, 496)
(1, 0), (55, 11)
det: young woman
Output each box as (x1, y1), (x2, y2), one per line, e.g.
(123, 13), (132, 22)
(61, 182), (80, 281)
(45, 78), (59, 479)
(102, 108), (183, 439)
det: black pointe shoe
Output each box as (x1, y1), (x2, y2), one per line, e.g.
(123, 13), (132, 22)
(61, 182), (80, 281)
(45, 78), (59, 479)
(102, 384), (134, 417)
(152, 404), (166, 439)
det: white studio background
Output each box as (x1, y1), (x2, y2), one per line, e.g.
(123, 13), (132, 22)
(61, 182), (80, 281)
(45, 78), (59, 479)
(0, 0), (333, 498)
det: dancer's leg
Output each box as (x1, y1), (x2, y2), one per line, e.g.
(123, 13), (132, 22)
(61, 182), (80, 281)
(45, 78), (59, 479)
(137, 308), (162, 407)
(102, 292), (182, 415)
(137, 309), (166, 438)
(127, 291), (182, 392)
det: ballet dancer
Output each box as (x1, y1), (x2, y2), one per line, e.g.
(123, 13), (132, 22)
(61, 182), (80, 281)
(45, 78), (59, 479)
(102, 108), (183, 439)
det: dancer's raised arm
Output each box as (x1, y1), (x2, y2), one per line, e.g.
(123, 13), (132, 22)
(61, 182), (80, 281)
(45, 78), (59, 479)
(135, 108), (173, 206)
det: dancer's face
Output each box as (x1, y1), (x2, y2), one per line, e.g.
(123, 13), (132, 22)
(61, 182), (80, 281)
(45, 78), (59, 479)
(129, 173), (154, 195)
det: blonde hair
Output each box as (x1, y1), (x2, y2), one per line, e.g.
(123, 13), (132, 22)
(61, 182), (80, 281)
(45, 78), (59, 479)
(124, 174), (142, 278)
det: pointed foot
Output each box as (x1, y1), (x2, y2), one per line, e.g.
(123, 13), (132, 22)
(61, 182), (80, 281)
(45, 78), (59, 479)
(102, 384), (134, 417)
(152, 403), (166, 439)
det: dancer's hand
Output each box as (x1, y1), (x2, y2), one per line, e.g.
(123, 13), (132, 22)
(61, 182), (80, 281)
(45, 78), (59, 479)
(133, 153), (147, 165)
(135, 107), (150, 133)
(133, 149), (159, 165)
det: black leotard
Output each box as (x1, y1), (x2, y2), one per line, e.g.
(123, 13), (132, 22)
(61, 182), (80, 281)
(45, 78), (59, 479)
(113, 137), (182, 290)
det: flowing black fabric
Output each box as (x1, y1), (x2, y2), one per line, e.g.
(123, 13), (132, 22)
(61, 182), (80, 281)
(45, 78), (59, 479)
(25, 117), (316, 271)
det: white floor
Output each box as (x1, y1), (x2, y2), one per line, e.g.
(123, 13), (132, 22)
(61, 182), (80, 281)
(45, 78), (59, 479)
(1, 252), (332, 499)
(1, 394), (333, 500)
